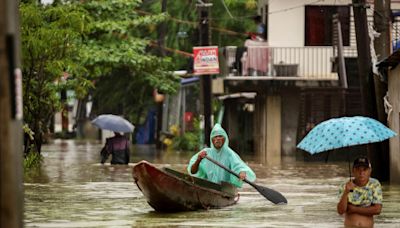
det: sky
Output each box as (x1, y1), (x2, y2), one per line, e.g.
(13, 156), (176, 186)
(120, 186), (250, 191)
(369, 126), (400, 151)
(41, 0), (53, 4)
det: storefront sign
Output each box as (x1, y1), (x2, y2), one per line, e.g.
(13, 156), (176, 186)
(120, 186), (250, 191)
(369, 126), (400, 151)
(193, 46), (219, 75)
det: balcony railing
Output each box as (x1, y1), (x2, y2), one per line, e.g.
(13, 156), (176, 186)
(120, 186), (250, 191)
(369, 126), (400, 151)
(220, 45), (357, 80)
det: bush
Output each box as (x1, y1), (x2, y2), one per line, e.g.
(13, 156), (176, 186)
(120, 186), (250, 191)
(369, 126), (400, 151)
(171, 118), (201, 152)
(172, 131), (199, 152)
(24, 151), (42, 170)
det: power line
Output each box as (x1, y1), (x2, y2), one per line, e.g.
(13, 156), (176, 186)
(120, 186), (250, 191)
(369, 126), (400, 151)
(220, 0), (234, 19)
(269, 0), (325, 15)
(135, 9), (246, 36)
(148, 40), (193, 58)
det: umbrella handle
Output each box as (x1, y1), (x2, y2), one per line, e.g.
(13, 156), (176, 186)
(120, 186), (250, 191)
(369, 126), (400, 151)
(348, 161), (352, 180)
(347, 152), (354, 192)
(347, 150), (352, 180)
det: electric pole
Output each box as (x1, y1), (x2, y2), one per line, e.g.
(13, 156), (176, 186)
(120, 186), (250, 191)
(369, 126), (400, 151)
(373, 0), (390, 122)
(1, 0), (23, 227)
(373, 0), (391, 181)
(155, 0), (167, 149)
(352, 0), (375, 117)
(353, 0), (386, 180)
(197, 1), (212, 146)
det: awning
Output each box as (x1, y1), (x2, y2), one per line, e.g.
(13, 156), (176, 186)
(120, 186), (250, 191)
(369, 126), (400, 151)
(217, 92), (256, 100)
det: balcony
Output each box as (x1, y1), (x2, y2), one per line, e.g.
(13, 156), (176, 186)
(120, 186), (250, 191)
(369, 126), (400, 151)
(220, 44), (357, 81)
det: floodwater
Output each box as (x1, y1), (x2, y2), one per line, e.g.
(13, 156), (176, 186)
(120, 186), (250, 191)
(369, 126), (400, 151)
(24, 140), (400, 227)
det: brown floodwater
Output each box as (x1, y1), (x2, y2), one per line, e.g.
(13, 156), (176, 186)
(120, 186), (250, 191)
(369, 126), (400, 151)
(24, 139), (400, 227)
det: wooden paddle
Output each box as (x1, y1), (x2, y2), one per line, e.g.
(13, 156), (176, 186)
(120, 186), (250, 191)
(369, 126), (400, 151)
(205, 156), (288, 205)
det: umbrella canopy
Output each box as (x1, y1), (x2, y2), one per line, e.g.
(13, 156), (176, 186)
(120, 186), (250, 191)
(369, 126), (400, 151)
(297, 116), (397, 154)
(91, 114), (134, 133)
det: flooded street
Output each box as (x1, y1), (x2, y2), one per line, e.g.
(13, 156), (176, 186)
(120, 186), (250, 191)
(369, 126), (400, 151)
(24, 140), (400, 227)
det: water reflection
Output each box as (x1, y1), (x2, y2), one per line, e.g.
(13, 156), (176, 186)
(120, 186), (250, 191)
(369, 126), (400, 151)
(24, 140), (400, 227)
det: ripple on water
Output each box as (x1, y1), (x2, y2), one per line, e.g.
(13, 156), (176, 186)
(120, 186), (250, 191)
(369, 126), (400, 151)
(24, 141), (400, 227)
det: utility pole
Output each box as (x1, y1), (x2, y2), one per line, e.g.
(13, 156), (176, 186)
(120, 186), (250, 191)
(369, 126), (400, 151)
(1, 0), (23, 227)
(197, 1), (212, 146)
(61, 89), (69, 133)
(155, 0), (167, 149)
(352, 0), (375, 117)
(158, 0), (167, 56)
(373, 0), (390, 122)
(353, 0), (385, 180)
(373, 0), (391, 181)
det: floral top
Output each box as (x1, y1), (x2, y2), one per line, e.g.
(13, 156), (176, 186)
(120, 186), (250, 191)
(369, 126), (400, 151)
(338, 178), (383, 207)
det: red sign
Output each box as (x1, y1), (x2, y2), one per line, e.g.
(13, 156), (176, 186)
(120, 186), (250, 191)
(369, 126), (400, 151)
(193, 46), (219, 75)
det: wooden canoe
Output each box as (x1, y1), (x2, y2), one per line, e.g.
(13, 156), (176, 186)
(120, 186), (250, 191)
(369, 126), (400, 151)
(132, 160), (238, 212)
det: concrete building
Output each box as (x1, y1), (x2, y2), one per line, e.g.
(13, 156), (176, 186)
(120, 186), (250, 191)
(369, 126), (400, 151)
(218, 0), (400, 164)
(377, 50), (400, 183)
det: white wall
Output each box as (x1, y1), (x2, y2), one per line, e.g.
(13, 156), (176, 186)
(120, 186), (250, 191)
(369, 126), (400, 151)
(263, 0), (352, 47)
(388, 65), (400, 183)
(269, 0), (304, 46)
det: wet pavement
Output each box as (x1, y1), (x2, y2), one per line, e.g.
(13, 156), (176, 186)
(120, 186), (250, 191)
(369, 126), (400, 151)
(24, 139), (400, 227)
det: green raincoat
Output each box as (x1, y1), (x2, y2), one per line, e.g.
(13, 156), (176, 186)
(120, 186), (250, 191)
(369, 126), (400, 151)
(187, 123), (256, 187)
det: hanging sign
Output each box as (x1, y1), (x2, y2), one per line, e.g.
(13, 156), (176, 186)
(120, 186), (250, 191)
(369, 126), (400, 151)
(193, 46), (219, 75)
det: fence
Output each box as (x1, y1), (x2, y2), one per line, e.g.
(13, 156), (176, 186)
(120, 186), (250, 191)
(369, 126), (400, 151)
(221, 45), (357, 80)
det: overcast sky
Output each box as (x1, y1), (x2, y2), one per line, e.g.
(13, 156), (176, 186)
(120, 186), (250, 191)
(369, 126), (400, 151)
(41, 0), (53, 4)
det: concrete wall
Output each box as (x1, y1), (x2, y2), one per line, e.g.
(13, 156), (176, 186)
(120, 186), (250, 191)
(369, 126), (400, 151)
(281, 90), (301, 156)
(254, 94), (281, 165)
(266, 95), (282, 164)
(268, 0), (305, 47)
(257, 0), (359, 47)
(388, 66), (400, 183)
(224, 100), (240, 150)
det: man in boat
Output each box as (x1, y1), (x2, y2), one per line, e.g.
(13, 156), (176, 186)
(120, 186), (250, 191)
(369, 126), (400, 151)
(187, 123), (256, 188)
(100, 132), (130, 165)
(337, 157), (382, 228)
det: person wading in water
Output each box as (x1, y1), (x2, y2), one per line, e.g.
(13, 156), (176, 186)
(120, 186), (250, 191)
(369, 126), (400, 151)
(337, 157), (382, 227)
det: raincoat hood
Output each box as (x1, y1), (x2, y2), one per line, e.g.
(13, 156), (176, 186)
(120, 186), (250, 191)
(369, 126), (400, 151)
(187, 124), (256, 188)
(210, 123), (229, 150)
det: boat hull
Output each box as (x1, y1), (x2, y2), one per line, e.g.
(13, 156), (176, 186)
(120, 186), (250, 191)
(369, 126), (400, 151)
(132, 160), (238, 212)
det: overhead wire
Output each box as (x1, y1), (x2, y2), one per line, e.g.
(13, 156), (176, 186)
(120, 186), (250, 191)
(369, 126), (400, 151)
(269, 0), (325, 15)
(139, 0), (374, 58)
(137, 1), (334, 31)
(220, 0), (234, 19)
(148, 41), (193, 58)
(134, 9), (246, 36)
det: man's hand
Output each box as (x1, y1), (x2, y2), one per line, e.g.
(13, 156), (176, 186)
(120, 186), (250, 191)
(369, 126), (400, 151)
(191, 151), (207, 174)
(344, 180), (355, 193)
(337, 181), (354, 215)
(239, 171), (247, 180)
(198, 151), (207, 160)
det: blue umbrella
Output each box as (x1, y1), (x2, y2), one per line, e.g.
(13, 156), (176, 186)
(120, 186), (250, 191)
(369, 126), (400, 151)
(297, 116), (396, 154)
(91, 114), (134, 133)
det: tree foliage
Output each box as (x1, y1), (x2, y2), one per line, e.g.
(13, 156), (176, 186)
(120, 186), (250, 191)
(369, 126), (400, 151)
(20, 0), (180, 154)
(20, 0), (258, 154)
(80, 0), (180, 123)
(141, 0), (258, 69)
(20, 2), (90, 153)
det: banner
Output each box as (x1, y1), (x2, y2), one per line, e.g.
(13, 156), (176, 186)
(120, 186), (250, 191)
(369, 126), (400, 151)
(193, 46), (219, 75)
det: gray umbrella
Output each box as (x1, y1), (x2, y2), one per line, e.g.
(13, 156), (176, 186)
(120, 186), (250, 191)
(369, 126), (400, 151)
(91, 114), (134, 133)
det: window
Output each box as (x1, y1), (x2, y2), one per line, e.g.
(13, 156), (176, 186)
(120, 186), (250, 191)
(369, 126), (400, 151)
(305, 5), (350, 46)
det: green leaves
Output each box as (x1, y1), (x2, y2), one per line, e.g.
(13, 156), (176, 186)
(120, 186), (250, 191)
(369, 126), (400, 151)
(20, 0), (180, 151)
(20, 1), (92, 151)
(79, 0), (179, 122)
